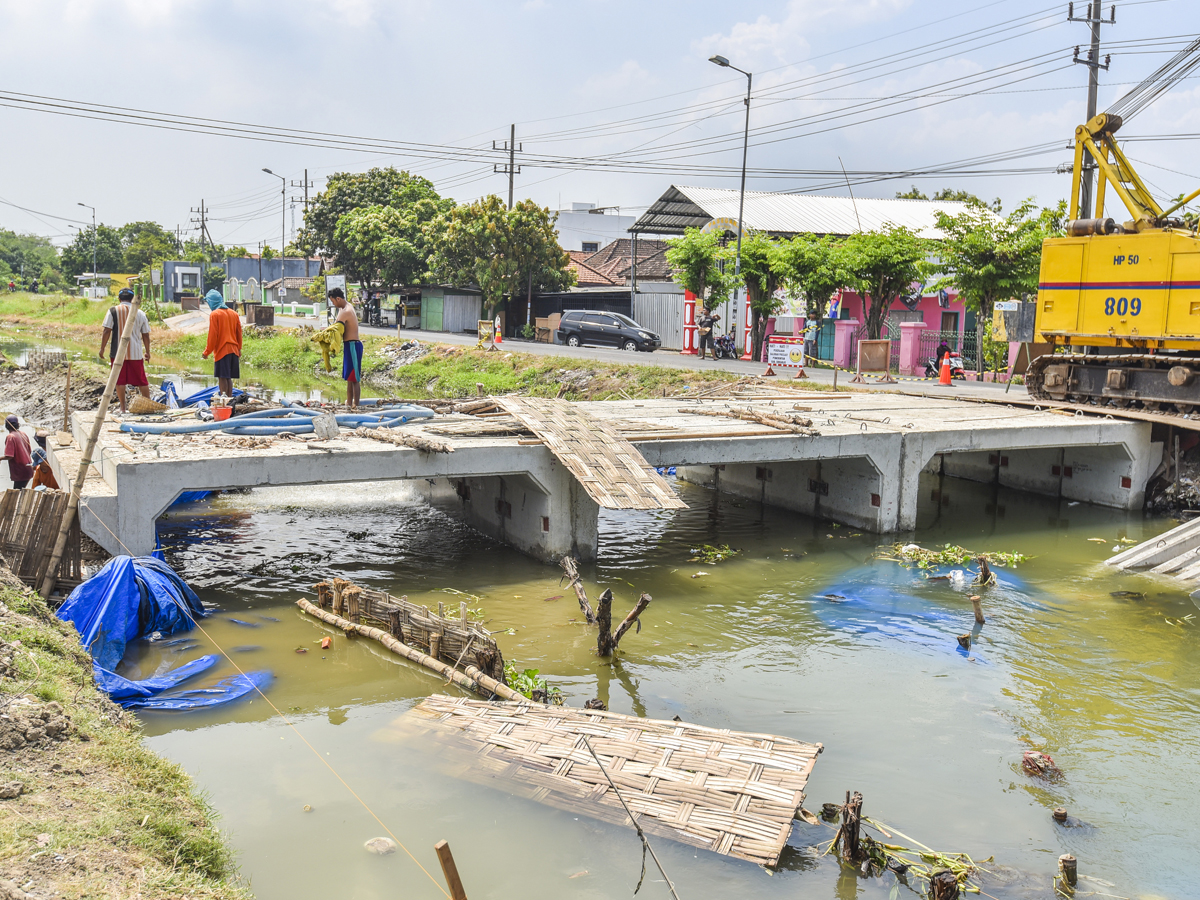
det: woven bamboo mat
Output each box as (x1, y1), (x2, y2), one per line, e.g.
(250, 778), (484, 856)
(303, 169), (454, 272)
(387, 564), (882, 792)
(497, 398), (686, 511)
(0, 489), (81, 589)
(405, 696), (822, 868)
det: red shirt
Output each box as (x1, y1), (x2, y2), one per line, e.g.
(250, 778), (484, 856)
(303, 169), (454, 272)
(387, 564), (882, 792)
(4, 430), (33, 482)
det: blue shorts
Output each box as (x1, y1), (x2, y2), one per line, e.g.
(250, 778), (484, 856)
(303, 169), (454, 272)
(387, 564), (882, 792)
(342, 340), (363, 382)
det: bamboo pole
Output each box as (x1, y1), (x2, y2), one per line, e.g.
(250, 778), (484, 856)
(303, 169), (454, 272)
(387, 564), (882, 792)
(434, 840), (469, 900)
(295, 598), (525, 701)
(62, 362), (71, 433)
(40, 296), (143, 598)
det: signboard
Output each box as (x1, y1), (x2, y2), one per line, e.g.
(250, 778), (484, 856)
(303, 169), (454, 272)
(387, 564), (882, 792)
(992, 300), (1036, 343)
(150, 268), (161, 286)
(478, 320), (495, 342)
(766, 335), (806, 368)
(325, 274), (347, 297)
(856, 339), (891, 374)
(279, 286), (288, 298)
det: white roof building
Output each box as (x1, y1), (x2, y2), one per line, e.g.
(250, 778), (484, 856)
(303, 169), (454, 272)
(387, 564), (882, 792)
(631, 185), (972, 239)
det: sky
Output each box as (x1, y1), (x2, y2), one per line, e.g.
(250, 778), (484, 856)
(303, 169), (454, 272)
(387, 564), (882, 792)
(0, 0), (1196, 251)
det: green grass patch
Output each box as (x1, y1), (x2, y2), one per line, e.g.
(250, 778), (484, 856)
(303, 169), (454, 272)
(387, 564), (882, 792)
(0, 292), (112, 327)
(0, 579), (250, 899)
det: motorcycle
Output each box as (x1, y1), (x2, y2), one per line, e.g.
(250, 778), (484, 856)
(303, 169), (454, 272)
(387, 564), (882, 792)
(924, 351), (967, 379)
(711, 332), (738, 360)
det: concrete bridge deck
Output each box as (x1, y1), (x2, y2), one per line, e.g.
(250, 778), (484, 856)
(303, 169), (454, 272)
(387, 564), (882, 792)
(50, 393), (1160, 562)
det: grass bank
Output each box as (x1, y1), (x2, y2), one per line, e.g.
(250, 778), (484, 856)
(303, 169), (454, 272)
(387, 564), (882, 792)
(366, 341), (833, 400)
(0, 573), (251, 900)
(0, 292), (832, 399)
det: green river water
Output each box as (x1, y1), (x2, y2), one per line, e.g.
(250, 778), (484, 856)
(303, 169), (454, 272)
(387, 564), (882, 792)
(9, 333), (1197, 898)
(126, 473), (1196, 900)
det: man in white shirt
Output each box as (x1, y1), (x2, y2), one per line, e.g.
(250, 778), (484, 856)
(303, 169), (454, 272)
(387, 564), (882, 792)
(98, 288), (152, 413)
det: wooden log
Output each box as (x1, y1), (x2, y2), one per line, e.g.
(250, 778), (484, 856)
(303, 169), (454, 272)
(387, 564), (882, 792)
(1059, 854), (1078, 888)
(930, 868), (959, 900)
(969, 594), (985, 625)
(677, 406), (818, 435)
(596, 589), (615, 656)
(559, 556), (596, 624)
(838, 791), (864, 863)
(332, 578), (349, 615)
(430, 633), (442, 661)
(295, 598), (525, 701)
(611, 593), (651, 649)
(352, 425), (453, 453)
(312, 581), (332, 609)
(435, 840), (469, 900)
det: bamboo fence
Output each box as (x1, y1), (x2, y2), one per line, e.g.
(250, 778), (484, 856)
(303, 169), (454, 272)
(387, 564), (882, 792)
(310, 579), (505, 681)
(0, 489), (81, 590)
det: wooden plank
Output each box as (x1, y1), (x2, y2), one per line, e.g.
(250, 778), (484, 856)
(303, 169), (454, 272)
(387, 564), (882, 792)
(401, 697), (823, 868)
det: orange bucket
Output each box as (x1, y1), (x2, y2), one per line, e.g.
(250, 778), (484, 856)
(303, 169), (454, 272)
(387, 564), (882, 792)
(213, 405), (233, 421)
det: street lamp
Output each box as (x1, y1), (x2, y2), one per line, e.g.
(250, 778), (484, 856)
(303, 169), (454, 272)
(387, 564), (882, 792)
(77, 202), (96, 297)
(708, 55), (752, 351)
(262, 168), (286, 285)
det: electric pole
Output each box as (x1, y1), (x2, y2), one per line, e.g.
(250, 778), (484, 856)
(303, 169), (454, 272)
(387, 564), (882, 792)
(291, 169), (315, 276)
(189, 200), (208, 260)
(1069, 0), (1115, 218)
(493, 125), (521, 209)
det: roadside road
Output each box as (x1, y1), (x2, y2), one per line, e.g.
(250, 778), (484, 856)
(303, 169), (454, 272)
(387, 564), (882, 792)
(275, 315), (1022, 402)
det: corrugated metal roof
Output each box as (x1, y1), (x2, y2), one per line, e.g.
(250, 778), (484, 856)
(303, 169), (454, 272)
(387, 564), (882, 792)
(632, 185), (973, 239)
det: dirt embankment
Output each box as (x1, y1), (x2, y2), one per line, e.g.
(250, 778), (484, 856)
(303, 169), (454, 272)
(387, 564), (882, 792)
(0, 365), (107, 431)
(0, 570), (251, 900)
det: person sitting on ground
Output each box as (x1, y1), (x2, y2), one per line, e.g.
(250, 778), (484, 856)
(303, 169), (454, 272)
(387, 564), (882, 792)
(328, 287), (361, 408)
(98, 287), (152, 413)
(697, 307), (719, 360)
(201, 289), (243, 397)
(3, 415), (33, 489)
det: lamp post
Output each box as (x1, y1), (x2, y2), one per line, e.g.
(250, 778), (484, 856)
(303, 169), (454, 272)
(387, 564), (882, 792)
(708, 55), (753, 357)
(262, 168), (286, 288)
(77, 202), (96, 297)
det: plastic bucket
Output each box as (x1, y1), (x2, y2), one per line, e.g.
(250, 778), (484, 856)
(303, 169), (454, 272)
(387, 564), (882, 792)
(213, 406), (233, 421)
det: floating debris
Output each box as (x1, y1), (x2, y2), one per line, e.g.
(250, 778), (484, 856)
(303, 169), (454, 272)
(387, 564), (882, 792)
(688, 544), (740, 564)
(882, 543), (1028, 570)
(364, 837), (397, 855)
(1022, 750), (1062, 780)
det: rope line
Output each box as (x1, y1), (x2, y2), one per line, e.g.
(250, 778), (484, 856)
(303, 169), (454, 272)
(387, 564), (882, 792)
(78, 504), (452, 899)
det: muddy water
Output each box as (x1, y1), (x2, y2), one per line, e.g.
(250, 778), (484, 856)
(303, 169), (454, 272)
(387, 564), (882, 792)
(127, 474), (1200, 900)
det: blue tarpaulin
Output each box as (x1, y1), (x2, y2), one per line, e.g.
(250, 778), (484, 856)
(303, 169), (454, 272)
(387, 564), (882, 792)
(57, 556), (270, 710)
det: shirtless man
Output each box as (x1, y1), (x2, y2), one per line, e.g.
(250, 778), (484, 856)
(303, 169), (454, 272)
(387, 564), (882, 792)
(328, 287), (361, 407)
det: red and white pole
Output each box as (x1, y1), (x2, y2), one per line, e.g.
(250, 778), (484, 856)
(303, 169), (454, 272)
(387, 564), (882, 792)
(682, 290), (698, 355)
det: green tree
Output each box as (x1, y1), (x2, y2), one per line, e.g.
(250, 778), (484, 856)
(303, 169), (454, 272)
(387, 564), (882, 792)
(123, 231), (177, 272)
(332, 196), (449, 292)
(259, 245), (277, 261)
(934, 198), (1064, 372)
(896, 186), (1001, 212)
(0, 229), (62, 287)
(738, 231), (790, 362)
(61, 224), (123, 277)
(227, 246), (251, 258)
(841, 226), (930, 340)
(664, 228), (733, 305)
(775, 234), (847, 319)
(299, 167), (450, 257)
(428, 196), (572, 319)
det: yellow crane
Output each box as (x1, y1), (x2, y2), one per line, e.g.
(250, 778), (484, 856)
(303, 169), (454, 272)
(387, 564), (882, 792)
(1029, 36), (1200, 411)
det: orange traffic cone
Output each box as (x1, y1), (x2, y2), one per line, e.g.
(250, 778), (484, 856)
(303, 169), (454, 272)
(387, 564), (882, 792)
(938, 353), (953, 386)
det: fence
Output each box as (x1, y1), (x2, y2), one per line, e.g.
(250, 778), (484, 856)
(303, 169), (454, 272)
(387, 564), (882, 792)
(632, 286), (685, 350)
(918, 328), (978, 371)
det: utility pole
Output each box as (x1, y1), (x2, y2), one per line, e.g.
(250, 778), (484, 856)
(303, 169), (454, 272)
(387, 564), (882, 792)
(190, 200), (208, 260)
(291, 169), (315, 276)
(493, 125), (521, 209)
(1069, 0), (1115, 218)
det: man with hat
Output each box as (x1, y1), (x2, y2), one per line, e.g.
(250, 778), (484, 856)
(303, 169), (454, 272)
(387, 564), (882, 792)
(99, 287), (152, 413)
(201, 288), (243, 397)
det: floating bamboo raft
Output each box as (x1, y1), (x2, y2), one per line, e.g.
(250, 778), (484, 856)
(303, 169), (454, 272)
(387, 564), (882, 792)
(496, 397), (686, 511)
(0, 489), (81, 590)
(311, 579), (505, 681)
(404, 696), (822, 868)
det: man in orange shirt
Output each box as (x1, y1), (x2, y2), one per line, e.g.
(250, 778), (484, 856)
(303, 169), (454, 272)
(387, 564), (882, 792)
(202, 289), (243, 396)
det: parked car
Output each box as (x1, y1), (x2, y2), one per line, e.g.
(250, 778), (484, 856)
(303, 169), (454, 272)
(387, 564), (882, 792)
(556, 310), (661, 352)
